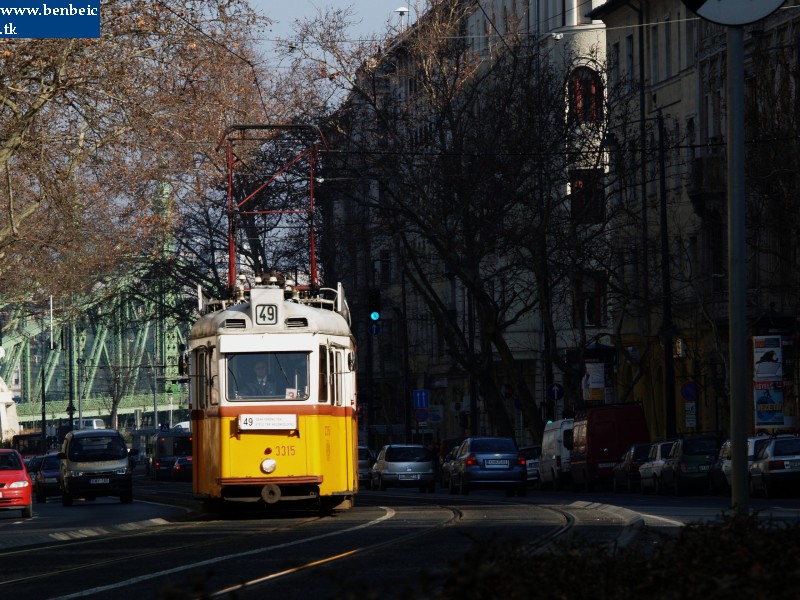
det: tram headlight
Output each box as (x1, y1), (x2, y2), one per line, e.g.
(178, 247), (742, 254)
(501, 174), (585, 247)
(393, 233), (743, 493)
(261, 458), (277, 474)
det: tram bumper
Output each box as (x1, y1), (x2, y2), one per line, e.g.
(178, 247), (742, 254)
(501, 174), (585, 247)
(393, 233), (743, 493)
(261, 484), (281, 504)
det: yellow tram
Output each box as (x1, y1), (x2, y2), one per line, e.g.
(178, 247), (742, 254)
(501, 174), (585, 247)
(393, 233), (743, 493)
(188, 279), (358, 512)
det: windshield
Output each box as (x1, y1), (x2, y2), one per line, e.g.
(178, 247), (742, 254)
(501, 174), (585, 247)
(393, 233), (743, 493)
(226, 351), (310, 401)
(0, 452), (24, 470)
(68, 435), (128, 461)
(683, 437), (718, 455)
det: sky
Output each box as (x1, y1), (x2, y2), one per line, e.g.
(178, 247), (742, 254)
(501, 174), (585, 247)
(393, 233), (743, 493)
(249, 1), (413, 48)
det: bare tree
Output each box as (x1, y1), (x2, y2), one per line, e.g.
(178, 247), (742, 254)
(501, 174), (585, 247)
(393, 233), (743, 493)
(0, 0), (271, 308)
(289, 3), (619, 441)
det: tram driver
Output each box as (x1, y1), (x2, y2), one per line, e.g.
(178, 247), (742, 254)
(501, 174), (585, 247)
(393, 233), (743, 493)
(245, 359), (276, 396)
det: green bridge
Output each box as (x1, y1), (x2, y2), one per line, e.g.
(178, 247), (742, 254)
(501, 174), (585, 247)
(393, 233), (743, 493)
(1, 292), (192, 434)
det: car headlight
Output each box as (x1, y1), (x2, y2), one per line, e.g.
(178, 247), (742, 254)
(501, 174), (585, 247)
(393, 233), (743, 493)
(9, 480), (30, 488)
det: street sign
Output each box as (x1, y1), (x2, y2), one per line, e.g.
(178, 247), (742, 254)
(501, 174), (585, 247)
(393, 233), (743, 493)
(682, 0), (784, 26)
(412, 389), (429, 409)
(368, 323), (381, 335)
(681, 381), (699, 403)
(547, 383), (564, 402)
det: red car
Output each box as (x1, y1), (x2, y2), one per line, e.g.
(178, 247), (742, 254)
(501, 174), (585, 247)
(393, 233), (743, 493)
(0, 449), (33, 519)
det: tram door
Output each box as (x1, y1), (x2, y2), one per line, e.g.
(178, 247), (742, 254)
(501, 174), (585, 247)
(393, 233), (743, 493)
(329, 346), (355, 489)
(190, 348), (211, 496)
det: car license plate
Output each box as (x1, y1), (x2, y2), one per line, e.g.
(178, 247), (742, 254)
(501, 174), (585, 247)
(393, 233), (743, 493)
(399, 474), (419, 480)
(599, 462), (616, 469)
(89, 478), (110, 484)
(45, 477), (57, 483)
(788, 461), (800, 469)
(0, 491), (3, 498)
(699, 465), (710, 471)
(485, 459), (509, 467)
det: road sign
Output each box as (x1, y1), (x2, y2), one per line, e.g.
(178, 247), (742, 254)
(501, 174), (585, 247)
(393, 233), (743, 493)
(412, 389), (429, 409)
(547, 383), (564, 402)
(368, 323), (381, 335)
(681, 381), (699, 402)
(682, 0), (784, 26)
(415, 409), (429, 423)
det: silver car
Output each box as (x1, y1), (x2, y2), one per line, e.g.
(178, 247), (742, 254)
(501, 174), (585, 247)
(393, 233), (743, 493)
(638, 440), (675, 494)
(370, 444), (436, 493)
(519, 445), (541, 488)
(749, 435), (800, 498)
(358, 446), (376, 484)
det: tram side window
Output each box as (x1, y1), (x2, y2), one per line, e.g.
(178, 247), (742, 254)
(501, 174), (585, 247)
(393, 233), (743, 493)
(319, 346), (329, 403)
(194, 350), (209, 408)
(331, 349), (342, 407)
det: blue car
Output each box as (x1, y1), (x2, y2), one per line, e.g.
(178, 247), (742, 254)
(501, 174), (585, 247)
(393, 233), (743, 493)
(448, 437), (527, 497)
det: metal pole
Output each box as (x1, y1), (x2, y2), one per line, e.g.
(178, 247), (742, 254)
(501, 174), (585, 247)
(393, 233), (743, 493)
(659, 112), (677, 439)
(402, 269), (412, 444)
(727, 26), (748, 515)
(153, 363), (158, 430)
(77, 358), (84, 427)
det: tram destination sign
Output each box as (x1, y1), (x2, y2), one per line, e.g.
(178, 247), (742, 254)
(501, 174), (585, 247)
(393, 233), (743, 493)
(239, 414), (297, 430)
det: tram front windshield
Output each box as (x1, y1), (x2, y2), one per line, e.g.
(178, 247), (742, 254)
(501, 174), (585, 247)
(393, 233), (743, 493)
(226, 352), (310, 401)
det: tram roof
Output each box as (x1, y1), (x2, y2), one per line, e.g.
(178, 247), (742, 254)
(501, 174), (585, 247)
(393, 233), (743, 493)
(190, 286), (352, 341)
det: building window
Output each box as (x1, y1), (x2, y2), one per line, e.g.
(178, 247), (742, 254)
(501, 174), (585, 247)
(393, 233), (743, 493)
(570, 168), (605, 223)
(609, 42), (620, 95)
(625, 34), (635, 94)
(650, 25), (660, 83)
(568, 67), (604, 124)
(572, 272), (606, 328)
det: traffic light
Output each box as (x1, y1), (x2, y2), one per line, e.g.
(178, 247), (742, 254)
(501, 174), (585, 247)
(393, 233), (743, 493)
(368, 288), (381, 321)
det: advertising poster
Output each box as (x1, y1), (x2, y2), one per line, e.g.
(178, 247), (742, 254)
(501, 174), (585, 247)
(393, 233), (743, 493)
(582, 362), (606, 403)
(753, 335), (784, 381)
(754, 381), (784, 427)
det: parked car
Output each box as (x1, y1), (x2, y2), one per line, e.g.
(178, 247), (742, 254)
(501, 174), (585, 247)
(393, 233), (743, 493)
(358, 446), (376, 485)
(708, 434), (774, 495)
(58, 429), (136, 505)
(0, 448), (33, 518)
(34, 453), (62, 503)
(611, 443), (652, 493)
(519, 445), (541, 488)
(439, 437), (467, 469)
(25, 454), (45, 479)
(448, 437), (527, 497)
(749, 435), (800, 498)
(438, 446), (457, 489)
(370, 444), (436, 493)
(539, 419), (574, 490)
(570, 404), (650, 491)
(639, 441), (675, 494)
(170, 456), (193, 482)
(660, 435), (720, 495)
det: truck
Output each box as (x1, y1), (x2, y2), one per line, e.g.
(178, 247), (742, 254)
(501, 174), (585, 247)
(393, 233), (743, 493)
(569, 403), (650, 491)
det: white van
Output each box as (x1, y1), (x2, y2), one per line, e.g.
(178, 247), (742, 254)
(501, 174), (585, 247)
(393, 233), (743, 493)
(538, 418), (574, 490)
(77, 418), (105, 430)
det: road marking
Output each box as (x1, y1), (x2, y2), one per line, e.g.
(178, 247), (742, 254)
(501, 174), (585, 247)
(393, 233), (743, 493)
(50, 508), (396, 600)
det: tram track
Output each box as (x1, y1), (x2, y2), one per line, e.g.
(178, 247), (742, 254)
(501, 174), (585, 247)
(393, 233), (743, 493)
(0, 495), (638, 599)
